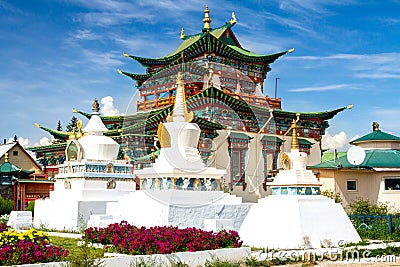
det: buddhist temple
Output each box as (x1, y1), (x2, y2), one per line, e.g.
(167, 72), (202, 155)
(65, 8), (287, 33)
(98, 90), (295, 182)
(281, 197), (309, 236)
(28, 7), (351, 201)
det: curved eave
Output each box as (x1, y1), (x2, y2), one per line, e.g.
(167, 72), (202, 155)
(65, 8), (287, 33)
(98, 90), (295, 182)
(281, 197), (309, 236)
(73, 109), (125, 123)
(125, 53), (182, 68)
(104, 129), (122, 137)
(194, 117), (225, 130)
(27, 142), (68, 152)
(72, 109), (91, 119)
(120, 70), (153, 82)
(125, 32), (291, 69)
(350, 131), (400, 145)
(270, 106), (349, 120)
(36, 125), (70, 140)
(224, 45), (290, 63)
(121, 107), (170, 133)
(350, 139), (400, 145)
(188, 86), (257, 115)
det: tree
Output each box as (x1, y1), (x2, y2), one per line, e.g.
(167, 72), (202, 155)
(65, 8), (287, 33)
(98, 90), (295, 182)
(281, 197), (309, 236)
(56, 120), (62, 131)
(66, 116), (78, 133)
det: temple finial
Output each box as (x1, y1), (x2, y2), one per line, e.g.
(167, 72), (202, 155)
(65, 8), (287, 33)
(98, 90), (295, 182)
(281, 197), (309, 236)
(291, 119), (299, 150)
(4, 153), (9, 162)
(373, 122), (379, 131)
(92, 99), (100, 113)
(230, 12), (236, 25)
(202, 6), (212, 32)
(180, 27), (185, 39)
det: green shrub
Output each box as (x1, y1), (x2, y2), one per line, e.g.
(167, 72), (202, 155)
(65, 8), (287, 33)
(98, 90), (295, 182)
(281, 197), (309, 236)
(26, 201), (35, 216)
(321, 190), (342, 203)
(348, 198), (388, 215)
(0, 196), (13, 215)
(66, 241), (104, 267)
(204, 258), (240, 267)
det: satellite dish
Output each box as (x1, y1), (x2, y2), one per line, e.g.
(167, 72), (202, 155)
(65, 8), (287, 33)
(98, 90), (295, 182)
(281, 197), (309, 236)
(347, 146), (366, 166)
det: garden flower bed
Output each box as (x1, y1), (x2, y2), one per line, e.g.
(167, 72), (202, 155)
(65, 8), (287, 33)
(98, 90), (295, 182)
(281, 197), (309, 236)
(83, 221), (243, 255)
(0, 226), (68, 266)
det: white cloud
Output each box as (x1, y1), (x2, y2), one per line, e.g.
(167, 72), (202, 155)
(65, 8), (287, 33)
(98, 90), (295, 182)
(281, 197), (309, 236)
(278, 0), (356, 15)
(290, 83), (350, 92)
(72, 29), (100, 41)
(101, 96), (121, 116)
(322, 131), (348, 150)
(7, 136), (31, 148)
(289, 53), (400, 80)
(81, 49), (124, 69)
(39, 137), (52, 146)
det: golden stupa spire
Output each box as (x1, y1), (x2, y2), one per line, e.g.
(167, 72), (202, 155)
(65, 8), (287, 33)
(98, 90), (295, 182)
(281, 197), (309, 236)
(230, 12), (236, 25)
(202, 6), (212, 32)
(4, 153), (9, 162)
(92, 98), (100, 113)
(291, 119), (299, 150)
(180, 27), (185, 39)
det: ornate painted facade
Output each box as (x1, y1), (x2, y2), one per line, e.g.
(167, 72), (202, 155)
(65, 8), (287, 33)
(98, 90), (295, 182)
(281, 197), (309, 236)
(28, 7), (350, 200)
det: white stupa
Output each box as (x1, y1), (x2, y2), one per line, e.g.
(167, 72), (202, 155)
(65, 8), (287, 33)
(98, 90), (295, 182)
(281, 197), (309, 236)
(239, 120), (361, 249)
(106, 73), (251, 231)
(34, 100), (136, 231)
(135, 72), (226, 190)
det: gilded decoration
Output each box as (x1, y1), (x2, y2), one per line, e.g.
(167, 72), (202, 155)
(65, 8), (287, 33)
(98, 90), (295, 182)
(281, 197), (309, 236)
(157, 122), (171, 148)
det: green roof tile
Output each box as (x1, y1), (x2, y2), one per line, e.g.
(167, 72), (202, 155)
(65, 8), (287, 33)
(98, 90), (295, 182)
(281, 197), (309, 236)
(298, 138), (314, 145)
(310, 149), (400, 169)
(350, 130), (400, 144)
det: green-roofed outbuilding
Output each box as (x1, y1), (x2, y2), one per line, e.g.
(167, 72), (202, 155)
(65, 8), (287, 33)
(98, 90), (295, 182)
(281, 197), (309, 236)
(309, 122), (400, 209)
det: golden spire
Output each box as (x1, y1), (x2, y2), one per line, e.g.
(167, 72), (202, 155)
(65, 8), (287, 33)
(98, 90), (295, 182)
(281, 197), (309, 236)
(373, 121), (380, 131)
(180, 27), (185, 39)
(92, 98), (100, 113)
(291, 119), (299, 150)
(230, 12), (236, 25)
(202, 6), (212, 32)
(4, 153), (9, 162)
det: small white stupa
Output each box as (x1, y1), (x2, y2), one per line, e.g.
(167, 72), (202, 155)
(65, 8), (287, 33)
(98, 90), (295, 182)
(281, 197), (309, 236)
(239, 120), (361, 249)
(34, 100), (136, 231)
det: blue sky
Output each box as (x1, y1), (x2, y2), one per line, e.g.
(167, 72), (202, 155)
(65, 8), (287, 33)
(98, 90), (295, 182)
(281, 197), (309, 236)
(0, 0), (399, 151)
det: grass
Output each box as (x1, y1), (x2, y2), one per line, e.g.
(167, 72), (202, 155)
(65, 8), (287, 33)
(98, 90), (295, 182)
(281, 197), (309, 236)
(46, 235), (400, 266)
(49, 236), (83, 259)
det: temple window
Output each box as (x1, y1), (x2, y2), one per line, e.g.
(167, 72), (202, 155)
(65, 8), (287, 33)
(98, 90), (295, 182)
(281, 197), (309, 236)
(261, 136), (283, 179)
(228, 132), (250, 184)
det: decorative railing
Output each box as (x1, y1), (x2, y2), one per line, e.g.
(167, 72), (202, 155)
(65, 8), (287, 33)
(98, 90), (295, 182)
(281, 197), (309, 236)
(349, 214), (400, 236)
(58, 162), (133, 175)
(139, 177), (220, 191)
